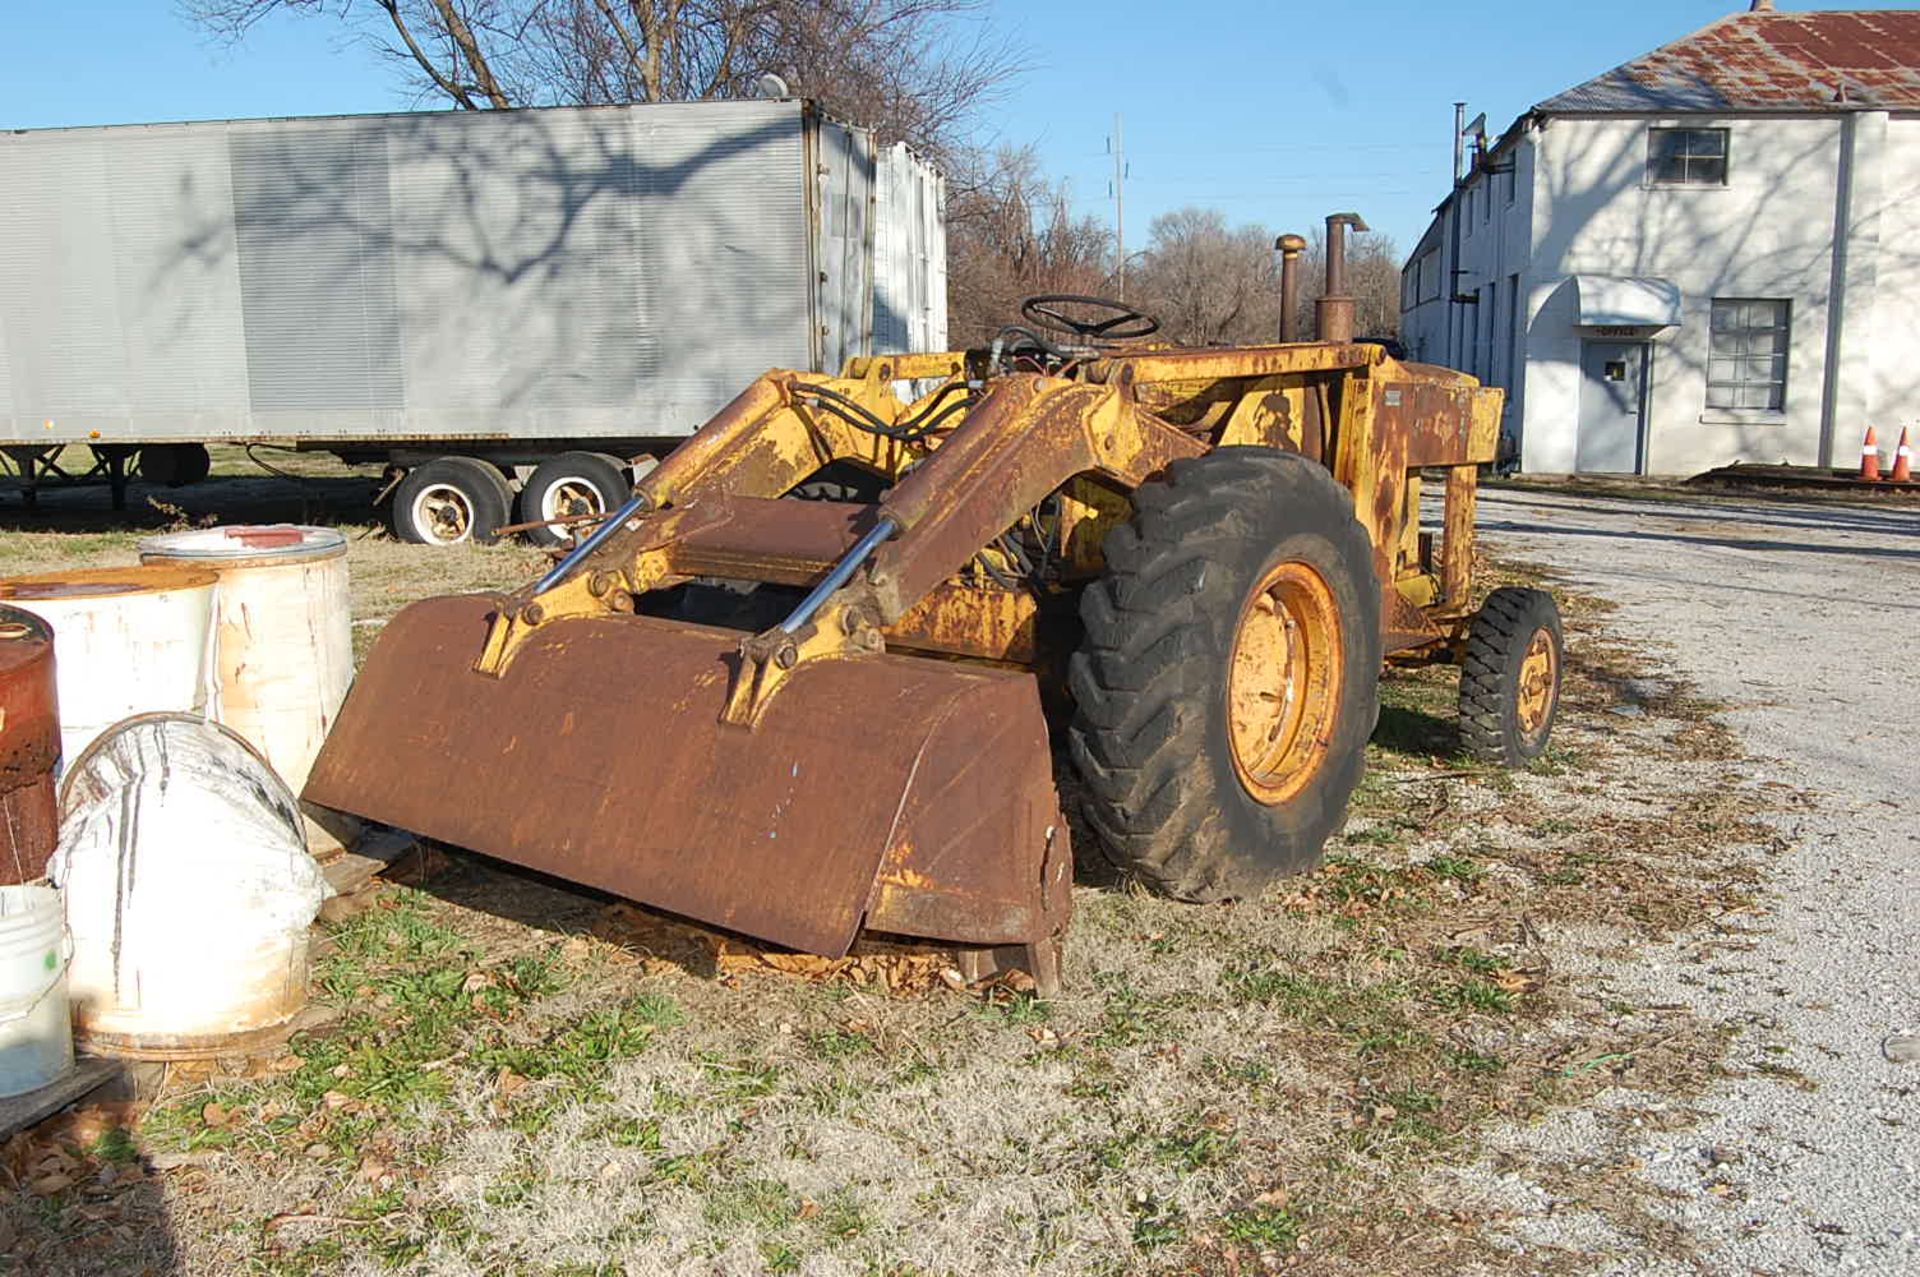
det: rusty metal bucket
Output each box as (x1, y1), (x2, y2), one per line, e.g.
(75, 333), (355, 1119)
(303, 594), (1071, 962)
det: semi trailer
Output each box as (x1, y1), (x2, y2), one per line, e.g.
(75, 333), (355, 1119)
(0, 97), (945, 545)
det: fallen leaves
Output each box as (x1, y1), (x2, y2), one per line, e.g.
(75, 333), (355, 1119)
(489, 1067), (529, 1117)
(28, 1170), (75, 1196)
(591, 902), (968, 994)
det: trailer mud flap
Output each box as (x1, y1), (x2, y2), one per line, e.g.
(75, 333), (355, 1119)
(304, 595), (1070, 958)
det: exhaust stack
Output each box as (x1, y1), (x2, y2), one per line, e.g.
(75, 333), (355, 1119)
(1275, 234), (1308, 342)
(1315, 212), (1370, 344)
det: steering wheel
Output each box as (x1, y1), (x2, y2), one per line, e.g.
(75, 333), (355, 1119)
(1019, 294), (1161, 341)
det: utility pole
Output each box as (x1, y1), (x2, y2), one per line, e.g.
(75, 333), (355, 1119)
(1450, 101), (1466, 369)
(1109, 114), (1127, 298)
(1452, 101), (1466, 186)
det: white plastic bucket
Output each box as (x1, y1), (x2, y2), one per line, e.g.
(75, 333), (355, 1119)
(52, 713), (328, 1058)
(0, 565), (218, 767)
(0, 883), (73, 1098)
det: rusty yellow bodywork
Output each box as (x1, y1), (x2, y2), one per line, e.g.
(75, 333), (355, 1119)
(477, 343), (1498, 681)
(305, 337), (1502, 991)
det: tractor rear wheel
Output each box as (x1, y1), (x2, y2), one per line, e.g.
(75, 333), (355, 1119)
(1068, 447), (1381, 901)
(1458, 587), (1563, 766)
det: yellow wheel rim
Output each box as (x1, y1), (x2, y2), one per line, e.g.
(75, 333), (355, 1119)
(1226, 560), (1343, 806)
(1515, 627), (1558, 738)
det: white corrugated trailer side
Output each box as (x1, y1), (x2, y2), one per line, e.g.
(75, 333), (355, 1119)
(0, 98), (945, 543)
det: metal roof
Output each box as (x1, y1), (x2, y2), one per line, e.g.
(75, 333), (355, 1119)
(1537, 10), (1920, 113)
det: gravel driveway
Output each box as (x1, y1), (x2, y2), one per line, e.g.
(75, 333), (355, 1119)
(1470, 485), (1920, 1275)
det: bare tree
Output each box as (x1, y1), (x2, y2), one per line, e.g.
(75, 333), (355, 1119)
(184, 0), (1016, 157)
(944, 146), (1111, 345)
(1130, 207), (1279, 346)
(1125, 208), (1403, 347)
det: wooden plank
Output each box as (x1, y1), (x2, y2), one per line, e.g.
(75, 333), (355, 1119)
(320, 826), (417, 900)
(0, 1057), (126, 1140)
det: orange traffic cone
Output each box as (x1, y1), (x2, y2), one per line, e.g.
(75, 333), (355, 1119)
(1894, 427), (1914, 483)
(1860, 426), (1882, 481)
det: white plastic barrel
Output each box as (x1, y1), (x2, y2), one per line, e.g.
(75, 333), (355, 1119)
(0, 883), (73, 1098)
(137, 525), (352, 800)
(52, 714), (327, 1059)
(0, 565), (218, 767)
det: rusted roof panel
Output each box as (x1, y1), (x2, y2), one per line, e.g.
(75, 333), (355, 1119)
(1539, 11), (1920, 113)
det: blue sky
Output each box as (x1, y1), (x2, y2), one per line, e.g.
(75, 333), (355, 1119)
(5, 2), (1914, 254)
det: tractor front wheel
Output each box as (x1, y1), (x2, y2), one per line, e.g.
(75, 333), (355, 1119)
(1068, 447), (1382, 902)
(1458, 587), (1563, 766)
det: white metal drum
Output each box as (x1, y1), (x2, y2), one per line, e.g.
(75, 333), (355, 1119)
(137, 525), (352, 805)
(0, 565), (218, 767)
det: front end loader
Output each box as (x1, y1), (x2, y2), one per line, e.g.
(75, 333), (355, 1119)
(305, 219), (1564, 992)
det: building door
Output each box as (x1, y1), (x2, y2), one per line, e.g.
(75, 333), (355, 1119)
(1576, 341), (1648, 473)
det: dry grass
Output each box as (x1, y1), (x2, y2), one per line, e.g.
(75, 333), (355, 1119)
(0, 474), (1778, 1275)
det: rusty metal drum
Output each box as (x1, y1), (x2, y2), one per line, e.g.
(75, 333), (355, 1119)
(0, 606), (59, 884)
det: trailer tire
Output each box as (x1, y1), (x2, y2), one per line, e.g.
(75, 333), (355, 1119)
(1458, 587), (1562, 766)
(1068, 447), (1381, 902)
(519, 452), (631, 547)
(392, 457), (513, 546)
(138, 443), (211, 488)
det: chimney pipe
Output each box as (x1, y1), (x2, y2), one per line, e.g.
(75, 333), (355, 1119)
(1750, 0), (1774, 10)
(1275, 233), (1307, 342)
(1316, 212), (1370, 344)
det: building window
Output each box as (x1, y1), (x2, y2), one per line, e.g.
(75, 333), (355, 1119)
(1505, 272), (1521, 390)
(1648, 127), (1728, 185)
(1707, 299), (1789, 411)
(1418, 251), (1441, 304)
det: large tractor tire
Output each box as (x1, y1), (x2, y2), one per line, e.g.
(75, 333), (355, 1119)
(1068, 447), (1382, 901)
(1458, 587), (1563, 766)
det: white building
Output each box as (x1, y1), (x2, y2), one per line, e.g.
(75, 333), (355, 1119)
(1400, 4), (1920, 475)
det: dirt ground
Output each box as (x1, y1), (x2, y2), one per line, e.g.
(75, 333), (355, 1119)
(0, 456), (1882, 1275)
(1434, 484), (1920, 1276)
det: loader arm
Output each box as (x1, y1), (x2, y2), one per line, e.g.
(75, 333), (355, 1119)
(477, 369), (1204, 695)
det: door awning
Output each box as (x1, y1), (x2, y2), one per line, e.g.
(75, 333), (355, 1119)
(1573, 275), (1682, 328)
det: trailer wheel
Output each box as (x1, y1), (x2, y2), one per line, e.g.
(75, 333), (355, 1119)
(1458, 587), (1562, 766)
(518, 452), (632, 547)
(1068, 447), (1381, 901)
(138, 443), (211, 488)
(392, 457), (512, 546)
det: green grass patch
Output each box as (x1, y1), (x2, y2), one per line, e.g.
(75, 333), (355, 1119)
(1130, 1195), (1185, 1251)
(1427, 976), (1516, 1015)
(808, 1027), (876, 1058)
(1221, 1202), (1302, 1250)
(1154, 1116), (1236, 1171)
(702, 1176), (799, 1231)
(473, 994), (683, 1087)
(973, 989), (1051, 1028)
